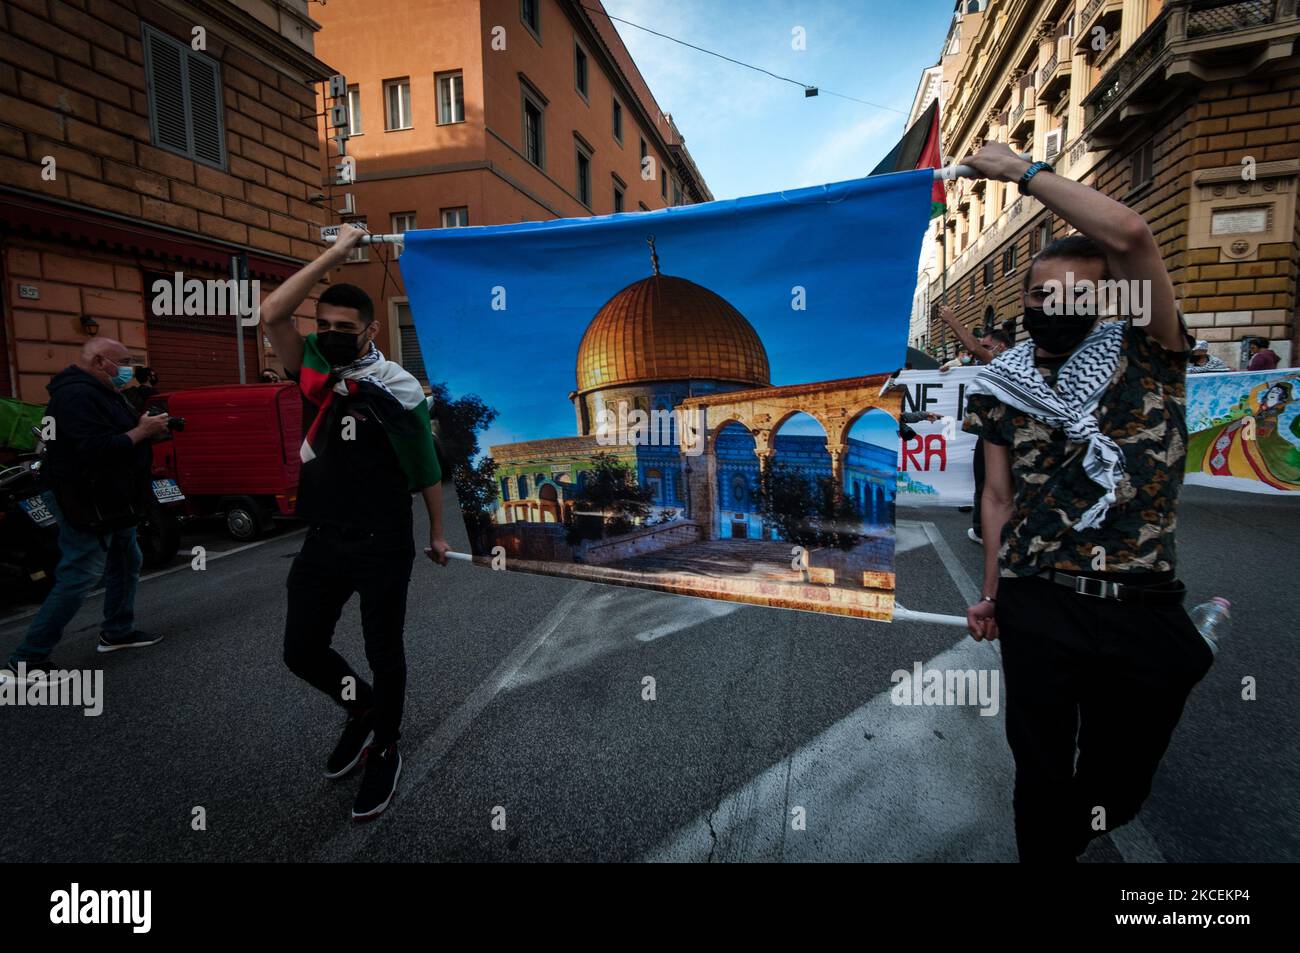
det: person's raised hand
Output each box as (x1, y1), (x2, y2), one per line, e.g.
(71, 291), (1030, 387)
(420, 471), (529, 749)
(325, 222), (368, 265)
(956, 142), (1032, 184)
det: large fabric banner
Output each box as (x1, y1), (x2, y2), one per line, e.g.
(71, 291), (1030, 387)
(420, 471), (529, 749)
(1185, 367), (1300, 494)
(400, 170), (937, 621)
(893, 367), (981, 507)
(895, 364), (1300, 503)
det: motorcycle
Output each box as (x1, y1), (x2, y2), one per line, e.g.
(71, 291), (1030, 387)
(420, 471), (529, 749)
(0, 428), (60, 604)
(0, 427), (185, 607)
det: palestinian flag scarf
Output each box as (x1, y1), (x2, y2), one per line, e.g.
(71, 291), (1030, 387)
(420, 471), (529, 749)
(870, 99), (945, 219)
(297, 334), (441, 490)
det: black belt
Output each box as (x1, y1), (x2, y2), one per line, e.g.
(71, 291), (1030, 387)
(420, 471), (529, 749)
(1041, 569), (1187, 606)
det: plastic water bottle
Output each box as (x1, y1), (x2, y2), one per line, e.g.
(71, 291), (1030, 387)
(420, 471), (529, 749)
(1189, 597), (1231, 657)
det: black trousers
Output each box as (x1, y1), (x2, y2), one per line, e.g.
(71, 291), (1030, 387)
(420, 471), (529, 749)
(995, 575), (1213, 861)
(283, 524), (415, 747)
(971, 437), (986, 534)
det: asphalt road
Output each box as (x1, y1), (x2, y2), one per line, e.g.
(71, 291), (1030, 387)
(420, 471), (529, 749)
(0, 485), (1294, 863)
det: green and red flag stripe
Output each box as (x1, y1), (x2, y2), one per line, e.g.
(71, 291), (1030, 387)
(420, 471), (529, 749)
(870, 99), (945, 219)
(298, 333), (441, 490)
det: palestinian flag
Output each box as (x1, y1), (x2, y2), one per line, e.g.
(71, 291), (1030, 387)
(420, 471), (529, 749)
(298, 333), (442, 490)
(871, 99), (945, 218)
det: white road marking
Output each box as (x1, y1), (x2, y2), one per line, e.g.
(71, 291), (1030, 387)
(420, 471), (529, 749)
(644, 635), (1018, 862)
(0, 528), (307, 631)
(316, 580), (594, 861)
(915, 519), (982, 607)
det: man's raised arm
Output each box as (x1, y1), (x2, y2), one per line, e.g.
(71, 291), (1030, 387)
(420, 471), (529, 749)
(939, 305), (996, 364)
(260, 223), (368, 374)
(957, 142), (1183, 352)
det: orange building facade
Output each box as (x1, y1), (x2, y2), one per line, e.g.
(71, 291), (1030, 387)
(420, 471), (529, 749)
(311, 0), (712, 382)
(0, 0), (334, 403)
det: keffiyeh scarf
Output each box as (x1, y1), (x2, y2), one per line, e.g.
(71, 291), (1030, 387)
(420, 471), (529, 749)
(297, 334), (440, 490)
(966, 320), (1127, 530)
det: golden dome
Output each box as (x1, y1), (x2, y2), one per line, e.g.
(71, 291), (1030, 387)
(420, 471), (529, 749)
(576, 273), (771, 394)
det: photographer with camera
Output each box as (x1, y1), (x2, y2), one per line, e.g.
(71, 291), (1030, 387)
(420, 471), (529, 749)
(958, 143), (1210, 862)
(3, 338), (169, 681)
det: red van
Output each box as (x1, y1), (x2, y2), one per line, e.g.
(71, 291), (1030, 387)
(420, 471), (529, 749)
(152, 383), (303, 541)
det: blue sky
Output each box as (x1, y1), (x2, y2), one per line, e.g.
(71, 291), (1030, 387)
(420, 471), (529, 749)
(602, 0), (955, 199)
(404, 172), (932, 454)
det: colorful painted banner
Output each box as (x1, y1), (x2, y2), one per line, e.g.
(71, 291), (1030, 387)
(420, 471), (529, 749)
(399, 170), (938, 621)
(895, 364), (1300, 503)
(1185, 367), (1300, 494)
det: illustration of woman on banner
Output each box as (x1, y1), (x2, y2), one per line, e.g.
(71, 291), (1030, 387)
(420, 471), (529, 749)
(1187, 377), (1300, 490)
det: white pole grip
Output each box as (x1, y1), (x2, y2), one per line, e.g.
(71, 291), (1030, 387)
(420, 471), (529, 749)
(892, 606), (972, 628)
(933, 152), (1032, 181)
(324, 233), (405, 245)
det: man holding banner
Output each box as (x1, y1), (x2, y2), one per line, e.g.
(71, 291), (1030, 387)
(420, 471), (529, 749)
(260, 223), (450, 822)
(958, 143), (1212, 862)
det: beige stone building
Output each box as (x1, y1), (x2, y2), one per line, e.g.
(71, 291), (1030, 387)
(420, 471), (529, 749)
(919, 0), (1300, 369)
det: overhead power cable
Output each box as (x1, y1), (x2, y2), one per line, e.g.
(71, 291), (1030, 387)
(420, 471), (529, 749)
(581, 3), (908, 115)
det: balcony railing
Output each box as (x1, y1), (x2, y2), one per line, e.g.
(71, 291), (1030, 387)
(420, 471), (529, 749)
(1039, 50), (1060, 86)
(1080, 0), (1106, 31)
(1083, 0), (1288, 131)
(1083, 12), (1170, 126)
(1187, 0), (1274, 37)
(1077, 0), (1124, 51)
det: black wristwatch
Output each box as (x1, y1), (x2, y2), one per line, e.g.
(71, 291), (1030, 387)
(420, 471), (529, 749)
(1018, 160), (1054, 196)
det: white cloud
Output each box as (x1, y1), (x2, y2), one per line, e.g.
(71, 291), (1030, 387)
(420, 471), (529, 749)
(792, 111), (900, 188)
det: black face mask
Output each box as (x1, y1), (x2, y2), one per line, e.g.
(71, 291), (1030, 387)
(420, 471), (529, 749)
(1022, 306), (1096, 356)
(317, 330), (362, 367)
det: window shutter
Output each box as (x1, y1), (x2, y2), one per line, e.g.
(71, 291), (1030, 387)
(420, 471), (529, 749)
(144, 25), (226, 168)
(399, 325), (429, 385)
(187, 54), (224, 166)
(146, 29), (188, 153)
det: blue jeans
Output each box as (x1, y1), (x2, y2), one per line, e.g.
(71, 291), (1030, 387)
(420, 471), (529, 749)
(9, 493), (141, 665)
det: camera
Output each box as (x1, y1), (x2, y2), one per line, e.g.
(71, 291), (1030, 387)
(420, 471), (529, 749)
(146, 408), (185, 432)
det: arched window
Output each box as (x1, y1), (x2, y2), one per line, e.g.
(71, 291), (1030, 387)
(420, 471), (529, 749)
(500, 477), (510, 501)
(516, 475), (528, 499)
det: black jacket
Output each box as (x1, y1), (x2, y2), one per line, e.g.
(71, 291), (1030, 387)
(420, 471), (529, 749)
(44, 365), (152, 526)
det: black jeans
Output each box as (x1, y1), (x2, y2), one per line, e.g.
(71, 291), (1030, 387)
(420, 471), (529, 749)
(972, 437), (986, 534)
(995, 575), (1213, 861)
(283, 524), (416, 747)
